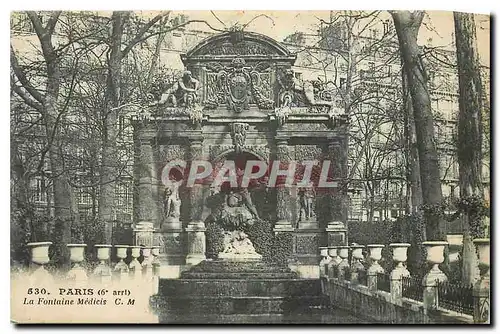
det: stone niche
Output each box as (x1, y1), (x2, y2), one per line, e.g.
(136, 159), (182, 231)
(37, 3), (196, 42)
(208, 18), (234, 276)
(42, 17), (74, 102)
(131, 30), (349, 278)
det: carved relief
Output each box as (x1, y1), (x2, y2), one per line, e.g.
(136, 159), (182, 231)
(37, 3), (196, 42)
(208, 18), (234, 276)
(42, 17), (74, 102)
(159, 145), (186, 162)
(276, 188), (291, 222)
(198, 40), (278, 56)
(294, 145), (323, 161)
(295, 234), (320, 255)
(209, 145), (270, 162)
(230, 123), (249, 154)
(276, 142), (293, 162)
(203, 59), (274, 112)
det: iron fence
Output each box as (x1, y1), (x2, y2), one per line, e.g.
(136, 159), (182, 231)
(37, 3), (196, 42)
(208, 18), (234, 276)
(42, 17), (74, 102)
(436, 280), (474, 315)
(377, 272), (390, 292)
(402, 276), (424, 302)
(342, 267), (352, 281)
(358, 269), (368, 286)
(330, 266), (338, 278)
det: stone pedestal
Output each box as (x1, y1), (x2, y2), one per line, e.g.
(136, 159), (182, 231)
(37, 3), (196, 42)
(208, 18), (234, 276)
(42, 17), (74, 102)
(337, 246), (350, 280)
(185, 221), (206, 266)
(155, 227), (184, 271)
(67, 244), (88, 282)
(318, 247), (329, 277)
(93, 244), (112, 284)
(350, 245), (365, 284)
(326, 221), (347, 246)
(134, 221), (155, 247)
(27, 242), (53, 284)
(367, 244), (385, 292)
(114, 245), (129, 280)
(473, 238), (490, 324)
(297, 220), (319, 230)
(389, 243), (410, 303)
(422, 241), (448, 311)
(128, 246), (142, 279)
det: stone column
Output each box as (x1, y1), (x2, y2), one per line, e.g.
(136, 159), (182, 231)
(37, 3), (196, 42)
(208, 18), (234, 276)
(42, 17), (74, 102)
(185, 135), (206, 265)
(274, 138), (294, 233)
(389, 243), (411, 303)
(134, 134), (156, 246)
(367, 244), (385, 292)
(422, 241), (448, 312)
(473, 238), (490, 324)
(325, 140), (347, 244)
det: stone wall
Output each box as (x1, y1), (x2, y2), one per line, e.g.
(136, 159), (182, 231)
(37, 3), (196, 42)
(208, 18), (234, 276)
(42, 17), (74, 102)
(323, 277), (474, 324)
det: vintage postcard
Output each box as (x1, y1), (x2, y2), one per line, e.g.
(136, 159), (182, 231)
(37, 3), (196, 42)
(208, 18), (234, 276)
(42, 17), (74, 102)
(10, 10), (490, 324)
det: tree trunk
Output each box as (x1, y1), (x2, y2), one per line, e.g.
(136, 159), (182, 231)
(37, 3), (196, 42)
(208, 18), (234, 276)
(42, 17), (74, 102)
(391, 11), (446, 241)
(454, 12), (485, 285)
(402, 61), (426, 273)
(98, 11), (127, 243)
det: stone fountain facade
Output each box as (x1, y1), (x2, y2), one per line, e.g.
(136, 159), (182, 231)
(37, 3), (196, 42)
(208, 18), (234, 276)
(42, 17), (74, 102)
(131, 30), (349, 278)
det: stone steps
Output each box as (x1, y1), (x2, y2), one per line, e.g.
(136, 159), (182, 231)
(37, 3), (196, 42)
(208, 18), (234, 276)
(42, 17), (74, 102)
(151, 295), (330, 316)
(157, 278), (323, 297)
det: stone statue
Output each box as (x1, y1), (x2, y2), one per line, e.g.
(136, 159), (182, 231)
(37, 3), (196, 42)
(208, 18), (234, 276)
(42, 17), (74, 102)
(164, 182), (181, 222)
(221, 231), (256, 254)
(157, 70), (200, 107)
(298, 185), (316, 221)
(277, 69), (335, 107)
(219, 230), (262, 260)
(230, 123), (249, 154)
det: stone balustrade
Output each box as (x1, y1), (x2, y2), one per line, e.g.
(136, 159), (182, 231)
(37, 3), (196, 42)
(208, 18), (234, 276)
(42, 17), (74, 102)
(22, 242), (162, 285)
(318, 239), (490, 324)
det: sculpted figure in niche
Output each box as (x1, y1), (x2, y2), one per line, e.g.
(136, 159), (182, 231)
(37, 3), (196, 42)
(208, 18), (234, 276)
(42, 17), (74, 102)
(158, 70), (200, 107)
(298, 184), (316, 221)
(164, 182), (181, 221)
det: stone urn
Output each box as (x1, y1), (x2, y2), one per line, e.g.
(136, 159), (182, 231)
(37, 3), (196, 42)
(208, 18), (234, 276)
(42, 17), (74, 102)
(128, 246), (142, 278)
(337, 246), (350, 280)
(114, 245), (129, 274)
(27, 242), (52, 281)
(328, 246), (341, 266)
(350, 245), (365, 283)
(93, 244), (112, 281)
(366, 244), (385, 273)
(67, 244), (87, 282)
(366, 244), (385, 291)
(319, 246), (329, 277)
(351, 245), (365, 265)
(422, 241), (448, 284)
(389, 243), (411, 278)
(27, 242), (52, 266)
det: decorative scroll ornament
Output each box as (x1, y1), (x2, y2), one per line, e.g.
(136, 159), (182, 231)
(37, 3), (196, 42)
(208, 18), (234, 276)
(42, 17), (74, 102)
(230, 123), (249, 154)
(203, 58), (274, 112)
